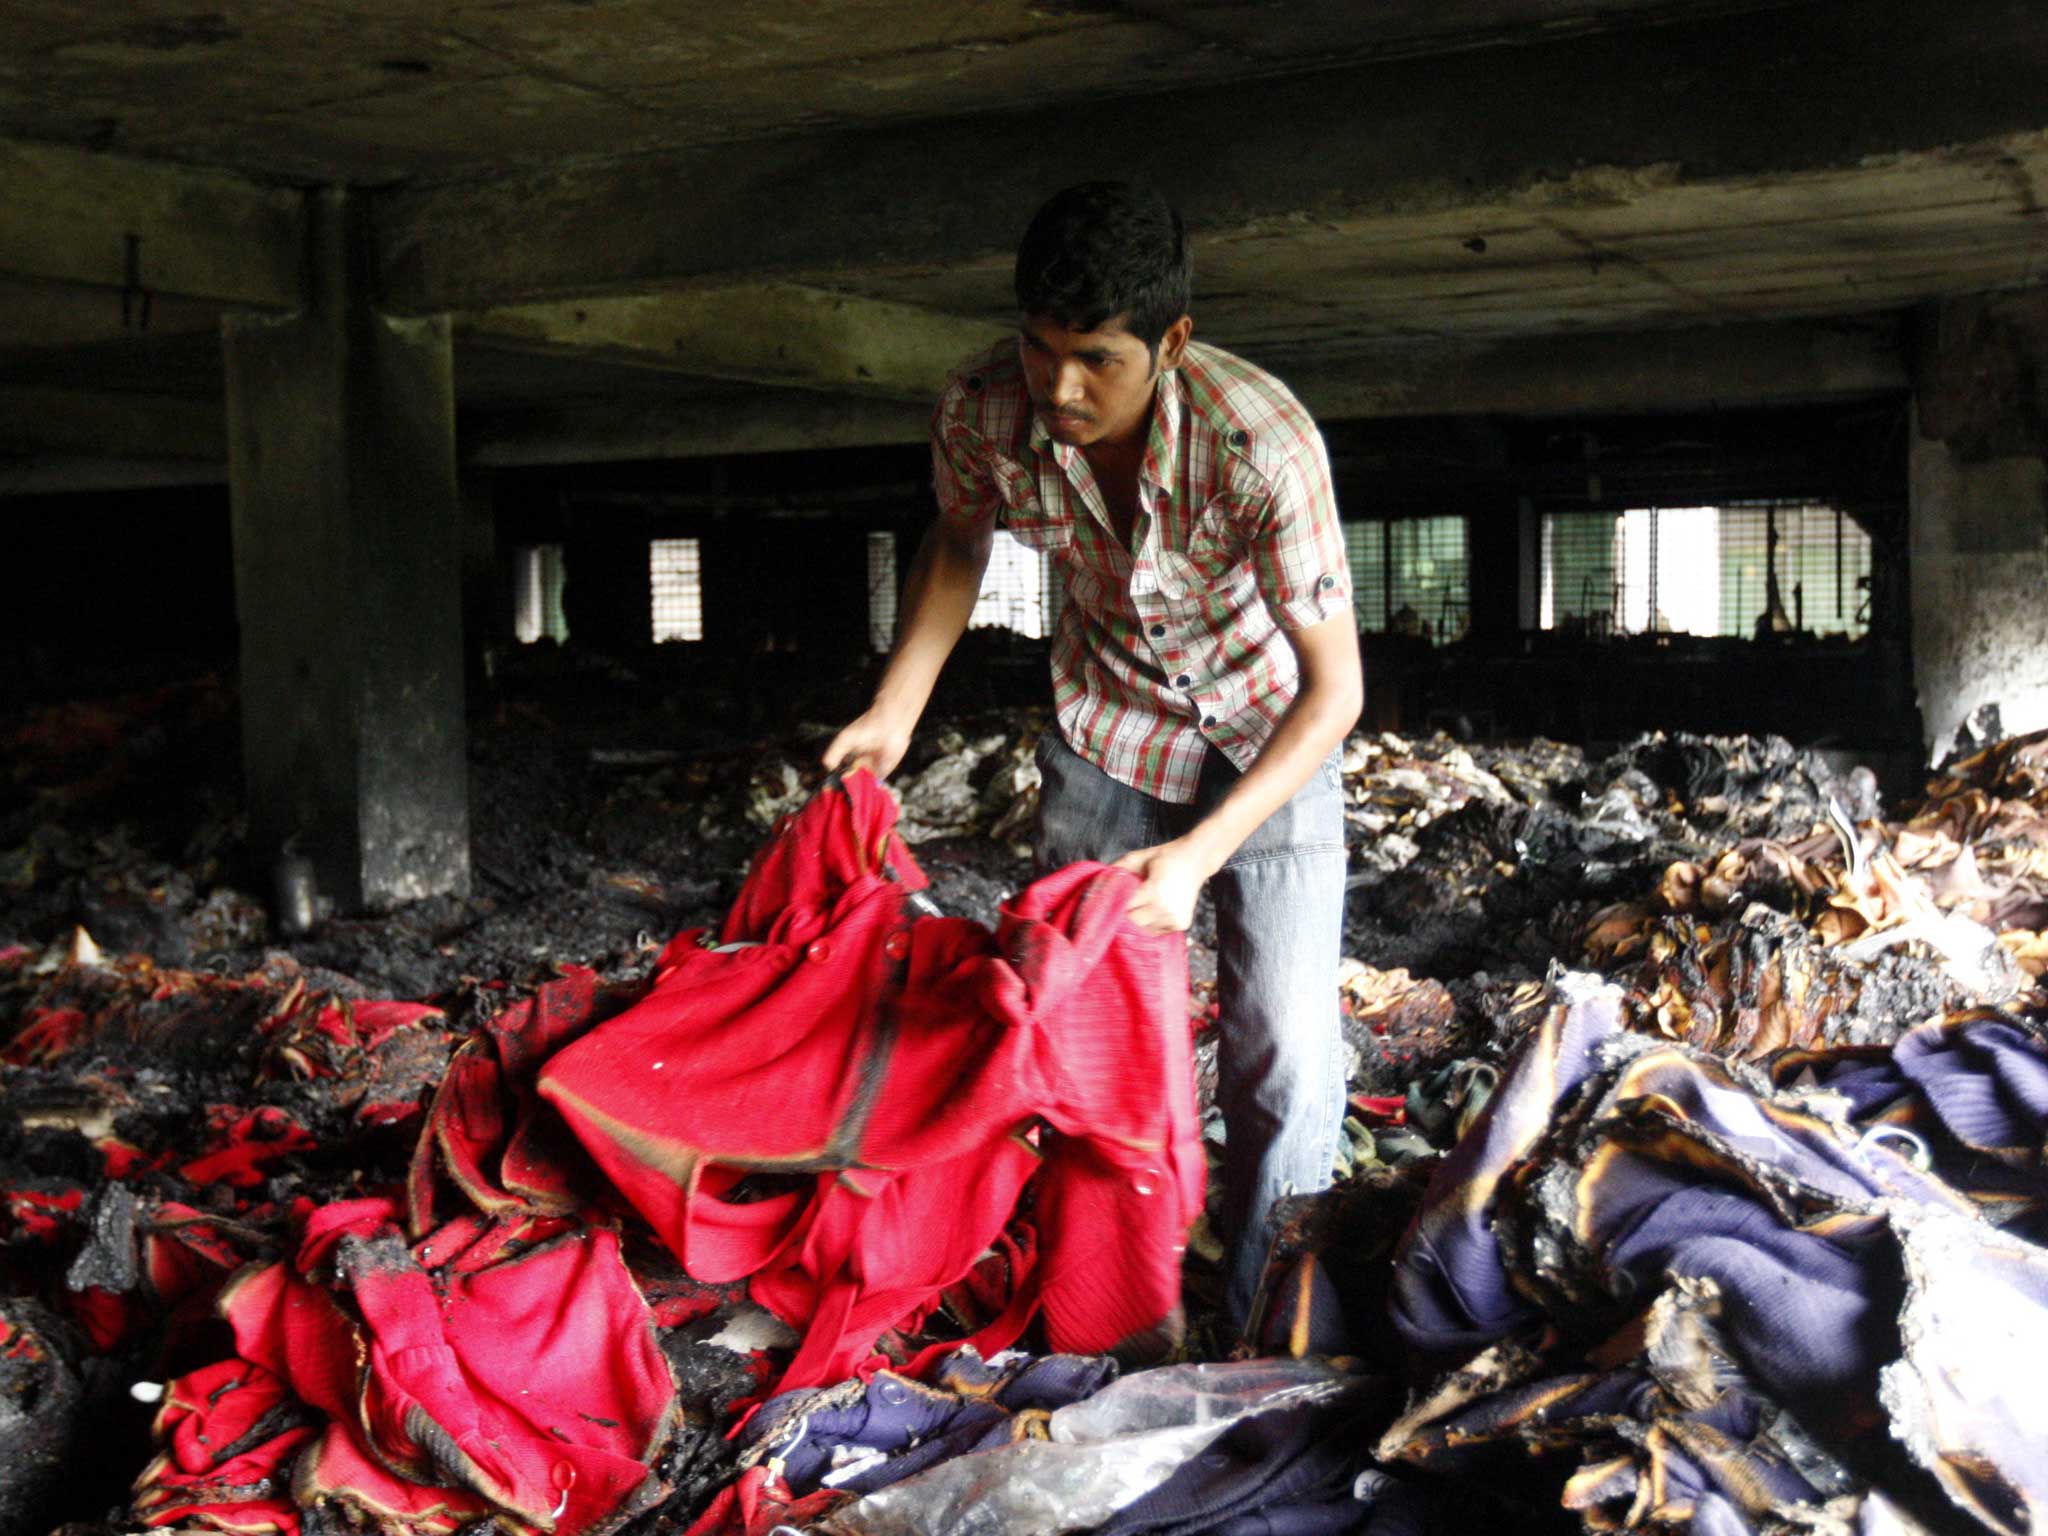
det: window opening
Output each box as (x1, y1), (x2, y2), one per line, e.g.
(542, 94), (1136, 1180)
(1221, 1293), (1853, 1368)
(1538, 502), (1870, 638)
(649, 538), (704, 643)
(513, 544), (569, 645)
(968, 531), (1048, 639)
(1345, 516), (1468, 644)
(866, 531), (899, 653)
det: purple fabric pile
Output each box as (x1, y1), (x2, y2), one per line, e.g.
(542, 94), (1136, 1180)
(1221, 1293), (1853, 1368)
(1385, 974), (2048, 1536)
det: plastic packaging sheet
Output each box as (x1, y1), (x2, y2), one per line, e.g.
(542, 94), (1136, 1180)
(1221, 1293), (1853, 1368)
(817, 1359), (1359, 1536)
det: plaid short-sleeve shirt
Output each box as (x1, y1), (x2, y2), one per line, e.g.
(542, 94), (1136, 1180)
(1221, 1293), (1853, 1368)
(931, 338), (1351, 805)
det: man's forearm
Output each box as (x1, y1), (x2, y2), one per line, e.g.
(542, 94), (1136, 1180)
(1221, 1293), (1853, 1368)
(1179, 679), (1357, 873)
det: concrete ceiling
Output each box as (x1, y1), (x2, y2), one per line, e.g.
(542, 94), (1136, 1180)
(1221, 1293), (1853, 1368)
(1, 0), (2044, 482)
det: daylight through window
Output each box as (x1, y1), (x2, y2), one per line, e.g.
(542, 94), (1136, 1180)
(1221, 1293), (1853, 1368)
(1344, 517), (1469, 644)
(513, 544), (569, 645)
(649, 538), (704, 643)
(968, 531), (1050, 639)
(866, 531), (899, 653)
(1539, 502), (1870, 639)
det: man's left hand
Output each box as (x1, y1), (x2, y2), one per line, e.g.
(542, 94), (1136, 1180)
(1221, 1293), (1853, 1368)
(1112, 839), (1215, 934)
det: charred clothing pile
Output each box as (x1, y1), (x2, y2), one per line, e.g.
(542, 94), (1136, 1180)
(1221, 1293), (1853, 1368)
(0, 774), (1207, 1536)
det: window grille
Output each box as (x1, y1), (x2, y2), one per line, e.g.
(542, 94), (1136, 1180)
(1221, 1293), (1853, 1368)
(649, 538), (704, 643)
(968, 531), (1048, 639)
(1344, 524), (1386, 634)
(1345, 516), (1469, 644)
(513, 544), (568, 644)
(866, 531), (898, 653)
(1718, 502), (1871, 638)
(1540, 512), (1622, 634)
(1538, 502), (1870, 638)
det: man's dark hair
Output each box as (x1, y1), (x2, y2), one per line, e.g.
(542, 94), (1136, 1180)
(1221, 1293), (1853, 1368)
(1014, 181), (1192, 359)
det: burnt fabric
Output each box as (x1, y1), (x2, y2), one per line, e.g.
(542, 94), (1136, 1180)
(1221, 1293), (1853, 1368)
(1386, 974), (2048, 1536)
(133, 1358), (312, 1536)
(0, 1301), (86, 1536)
(680, 1465), (851, 1536)
(1093, 1386), (1420, 1536)
(1773, 1013), (2048, 1238)
(139, 1196), (676, 1536)
(735, 1349), (1119, 1498)
(540, 770), (1204, 1391)
(408, 967), (614, 1231)
(258, 990), (451, 1130)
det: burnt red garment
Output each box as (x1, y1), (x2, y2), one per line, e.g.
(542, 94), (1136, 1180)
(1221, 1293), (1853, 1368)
(540, 770), (1203, 1390)
(180, 1105), (315, 1189)
(133, 1358), (312, 1536)
(680, 1465), (850, 1536)
(0, 1006), (88, 1066)
(260, 990), (449, 1129)
(407, 968), (612, 1232)
(1, 1181), (83, 1244)
(147, 1196), (678, 1536)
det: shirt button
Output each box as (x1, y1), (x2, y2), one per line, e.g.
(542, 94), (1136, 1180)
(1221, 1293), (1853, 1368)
(1227, 429), (1249, 449)
(964, 374), (984, 393)
(884, 931), (909, 961)
(1150, 624), (1165, 638)
(1174, 673), (1191, 689)
(1317, 573), (1337, 591)
(805, 940), (833, 964)
(1202, 715), (1217, 729)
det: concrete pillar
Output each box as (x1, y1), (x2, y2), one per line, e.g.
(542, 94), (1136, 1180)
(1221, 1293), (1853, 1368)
(223, 189), (469, 911)
(1908, 431), (2048, 763)
(1909, 290), (2048, 764)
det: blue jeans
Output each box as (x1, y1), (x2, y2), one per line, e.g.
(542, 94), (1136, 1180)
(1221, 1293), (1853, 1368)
(1031, 730), (1348, 1329)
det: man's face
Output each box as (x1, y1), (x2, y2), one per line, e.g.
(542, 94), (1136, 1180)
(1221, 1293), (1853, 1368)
(1017, 312), (1174, 452)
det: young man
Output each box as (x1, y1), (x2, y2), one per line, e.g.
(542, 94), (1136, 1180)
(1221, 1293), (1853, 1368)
(824, 181), (1361, 1328)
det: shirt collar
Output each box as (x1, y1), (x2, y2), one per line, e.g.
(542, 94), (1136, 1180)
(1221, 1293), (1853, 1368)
(1140, 367), (1184, 492)
(1025, 367), (1185, 487)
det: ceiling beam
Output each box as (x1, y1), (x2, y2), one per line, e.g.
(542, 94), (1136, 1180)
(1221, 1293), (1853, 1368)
(0, 385), (226, 461)
(459, 286), (1003, 400)
(0, 458), (229, 496)
(0, 140), (302, 309)
(1289, 318), (1906, 422)
(463, 392), (929, 468)
(376, 0), (2048, 316)
(464, 316), (1904, 468)
(0, 281), (224, 350)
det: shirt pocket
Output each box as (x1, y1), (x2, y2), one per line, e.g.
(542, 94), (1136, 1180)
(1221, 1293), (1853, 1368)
(1177, 494), (1260, 586)
(992, 458), (1073, 556)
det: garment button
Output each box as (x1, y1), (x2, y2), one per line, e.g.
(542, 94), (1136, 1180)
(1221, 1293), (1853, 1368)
(1150, 624), (1165, 638)
(878, 1380), (910, 1405)
(1317, 573), (1337, 591)
(1174, 673), (1191, 689)
(1130, 1166), (1162, 1196)
(1353, 1469), (1394, 1502)
(1227, 429), (1249, 449)
(1202, 715), (1217, 729)
(884, 931), (909, 961)
(1201, 1450), (1231, 1469)
(805, 939), (833, 963)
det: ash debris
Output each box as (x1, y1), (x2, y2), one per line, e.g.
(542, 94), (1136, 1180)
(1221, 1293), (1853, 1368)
(6, 661), (2048, 1535)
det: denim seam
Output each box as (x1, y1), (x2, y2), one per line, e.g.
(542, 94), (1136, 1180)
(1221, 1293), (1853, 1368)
(1220, 840), (1345, 869)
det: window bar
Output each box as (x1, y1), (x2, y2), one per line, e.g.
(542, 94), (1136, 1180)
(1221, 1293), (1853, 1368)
(1843, 507), (1859, 622)
(1647, 509), (1660, 632)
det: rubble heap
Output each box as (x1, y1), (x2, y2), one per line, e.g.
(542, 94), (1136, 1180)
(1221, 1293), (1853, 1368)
(7, 673), (2048, 1535)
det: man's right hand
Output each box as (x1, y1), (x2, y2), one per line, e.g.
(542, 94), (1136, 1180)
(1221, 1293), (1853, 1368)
(822, 708), (913, 780)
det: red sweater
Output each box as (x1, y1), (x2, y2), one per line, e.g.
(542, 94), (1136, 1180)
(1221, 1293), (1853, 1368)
(539, 770), (1204, 1388)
